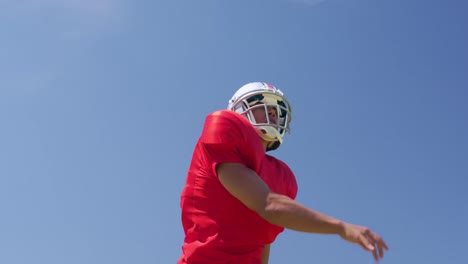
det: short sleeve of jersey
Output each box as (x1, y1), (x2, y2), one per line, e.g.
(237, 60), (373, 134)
(282, 161), (298, 199)
(199, 110), (258, 175)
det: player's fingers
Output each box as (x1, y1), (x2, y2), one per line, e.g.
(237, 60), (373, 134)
(363, 234), (380, 262)
(378, 242), (385, 259)
(368, 232), (389, 257)
(372, 247), (379, 263)
(359, 234), (374, 251)
(381, 239), (390, 250)
(377, 238), (390, 260)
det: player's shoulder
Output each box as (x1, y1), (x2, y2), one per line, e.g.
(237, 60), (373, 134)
(201, 110), (258, 144)
(208, 109), (242, 119)
(205, 110), (249, 127)
(199, 110), (257, 149)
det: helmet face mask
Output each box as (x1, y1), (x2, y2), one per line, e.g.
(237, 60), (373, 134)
(227, 82), (292, 151)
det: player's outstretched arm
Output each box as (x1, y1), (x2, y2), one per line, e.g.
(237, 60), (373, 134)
(217, 162), (389, 262)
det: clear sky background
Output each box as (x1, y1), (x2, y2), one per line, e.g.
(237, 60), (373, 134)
(1, 0), (467, 263)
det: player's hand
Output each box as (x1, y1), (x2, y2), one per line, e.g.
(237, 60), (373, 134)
(339, 222), (389, 262)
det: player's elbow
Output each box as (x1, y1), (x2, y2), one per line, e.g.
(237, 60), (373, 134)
(257, 192), (290, 221)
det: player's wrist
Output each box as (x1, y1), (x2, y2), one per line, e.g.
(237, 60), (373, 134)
(336, 220), (347, 237)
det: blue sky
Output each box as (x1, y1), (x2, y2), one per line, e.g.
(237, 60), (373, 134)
(1, 0), (467, 263)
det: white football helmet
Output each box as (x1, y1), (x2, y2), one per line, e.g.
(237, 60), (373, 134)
(227, 82), (292, 151)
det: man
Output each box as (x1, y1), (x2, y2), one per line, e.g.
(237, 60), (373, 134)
(178, 82), (389, 264)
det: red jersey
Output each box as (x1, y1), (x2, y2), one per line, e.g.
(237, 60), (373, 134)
(178, 110), (298, 264)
